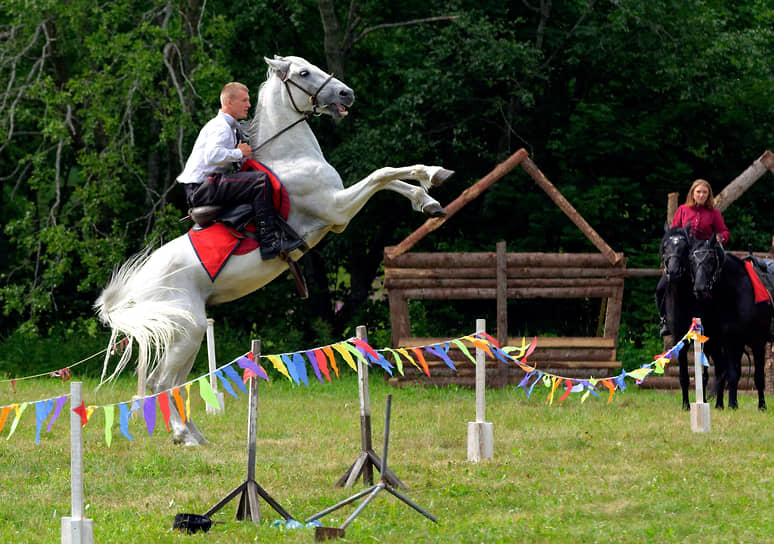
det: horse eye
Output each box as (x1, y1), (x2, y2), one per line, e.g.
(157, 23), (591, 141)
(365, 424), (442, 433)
(299, 70), (309, 77)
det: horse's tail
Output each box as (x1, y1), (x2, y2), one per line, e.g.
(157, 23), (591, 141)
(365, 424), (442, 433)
(94, 247), (195, 386)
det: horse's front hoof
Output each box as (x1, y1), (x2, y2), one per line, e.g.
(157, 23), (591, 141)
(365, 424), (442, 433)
(682, 403), (690, 411)
(423, 203), (447, 218)
(430, 168), (454, 187)
(759, 403), (767, 412)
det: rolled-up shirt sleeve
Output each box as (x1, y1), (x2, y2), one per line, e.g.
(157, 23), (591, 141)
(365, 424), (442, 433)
(712, 209), (730, 245)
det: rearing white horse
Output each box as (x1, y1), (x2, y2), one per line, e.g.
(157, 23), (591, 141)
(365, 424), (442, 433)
(95, 55), (451, 445)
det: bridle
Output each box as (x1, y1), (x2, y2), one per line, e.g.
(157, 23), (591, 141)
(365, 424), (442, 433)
(691, 242), (725, 294)
(250, 66), (336, 153)
(661, 234), (689, 282)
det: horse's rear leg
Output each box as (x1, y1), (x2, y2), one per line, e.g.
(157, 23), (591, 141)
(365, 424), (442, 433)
(147, 323), (209, 445)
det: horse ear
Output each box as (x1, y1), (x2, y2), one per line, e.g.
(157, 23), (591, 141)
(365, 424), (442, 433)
(265, 56), (290, 81)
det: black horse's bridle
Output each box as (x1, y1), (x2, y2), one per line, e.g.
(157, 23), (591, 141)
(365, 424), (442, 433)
(661, 234), (689, 282)
(251, 66), (337, 153)
(691, 244), (725, 294)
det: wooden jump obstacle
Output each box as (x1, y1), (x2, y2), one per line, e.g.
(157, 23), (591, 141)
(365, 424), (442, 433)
(384, 149), (627, 386)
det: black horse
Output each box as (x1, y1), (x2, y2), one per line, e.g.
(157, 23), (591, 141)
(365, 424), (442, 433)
(657, 226), (708, 409)
(689, 235), (771, 410)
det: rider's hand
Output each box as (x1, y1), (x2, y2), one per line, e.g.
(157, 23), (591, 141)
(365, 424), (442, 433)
(237, 142), (252, 158)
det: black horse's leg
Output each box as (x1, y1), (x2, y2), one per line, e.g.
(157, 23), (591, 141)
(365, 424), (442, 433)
(678, 349), (690, 410)
(753, 344), (767, 411)
(726, 345), (742, 410)
(712, 346), (726, 410)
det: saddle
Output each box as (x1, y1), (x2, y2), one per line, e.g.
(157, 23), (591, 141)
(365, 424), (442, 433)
(182, 160), (309, 298)
(744, 255), (774, 301)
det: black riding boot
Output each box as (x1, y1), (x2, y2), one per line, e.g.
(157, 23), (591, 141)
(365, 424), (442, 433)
(255, 207), (304, 260)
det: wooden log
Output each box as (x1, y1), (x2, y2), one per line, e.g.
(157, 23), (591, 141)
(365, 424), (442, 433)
(396, 336), (616, 348)
(392, 286), (621, 300)
(519, 156), (622, 266)
(384, 149), (529, 260)
(714, 150), (774, 212)
(385, 277), (625, 289)
(385, 251), (624, 269)
(385, 266), (630, 280)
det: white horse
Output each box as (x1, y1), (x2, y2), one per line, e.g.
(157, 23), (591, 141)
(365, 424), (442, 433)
(95, 55), (452, 445)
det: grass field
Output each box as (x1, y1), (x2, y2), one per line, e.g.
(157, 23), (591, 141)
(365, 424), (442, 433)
(2, 368), (774, 543)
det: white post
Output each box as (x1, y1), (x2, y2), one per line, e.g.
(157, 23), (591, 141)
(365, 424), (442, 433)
(467, 319), (494, 461)
(62, 382), (94, 544)
(206, 318), (225, 415)
(690, 317), (711, 433)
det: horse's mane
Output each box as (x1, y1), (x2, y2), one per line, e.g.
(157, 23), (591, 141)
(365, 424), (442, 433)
(247, 67), (279, 147)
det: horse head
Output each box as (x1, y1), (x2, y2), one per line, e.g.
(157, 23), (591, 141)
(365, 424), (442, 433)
(689, 235), (725, 300)
(660, 225), (690, 283)
(263, 55), (354, 119)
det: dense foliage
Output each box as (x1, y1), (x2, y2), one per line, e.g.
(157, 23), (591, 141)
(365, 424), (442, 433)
(1, 0), (773, 358)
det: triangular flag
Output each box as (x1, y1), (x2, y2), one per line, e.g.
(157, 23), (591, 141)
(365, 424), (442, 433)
(198, 377), (220, 410)
(291, 352), (309, 386)
(47, 396), (68, 432)
(7, 403), (28, 439)
(223, 365), (249, 393)
(0, 406), (11, 434)
(304, 350), (323, 382)
(424, 344), (456, 371)
(157, 392), (171, 432)
(73, 401), (88, 426)
(451, 339), (477, 364)
(409, 347), (430, 377)
(104, 405), (114, 447)
(322, 346), (339, 377)
(332, 343), (357, 371)
(237, 356), (270, 381)
(281, 354), (300, 385)
(171, 388), (186, 424)
(266, 354), (291, 381)
(215, 370), (238, 398)
(143, 396), (156, 436)
(383, 348), (404, 375)
(35, 399), (55, 444)
(119, 402), (133, 441)
(313, 349), (331, 382)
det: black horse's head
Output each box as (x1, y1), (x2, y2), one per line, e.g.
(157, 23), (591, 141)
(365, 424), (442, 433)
(660, 226), (691, 283)
(689, 235), (725, 301)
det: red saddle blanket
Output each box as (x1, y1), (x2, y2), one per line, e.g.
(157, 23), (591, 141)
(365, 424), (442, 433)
(745, 261), (771, 304)
(187, 160), (289, 281)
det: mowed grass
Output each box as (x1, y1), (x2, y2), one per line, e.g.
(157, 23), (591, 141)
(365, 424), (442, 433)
(2, 373), (774, 543)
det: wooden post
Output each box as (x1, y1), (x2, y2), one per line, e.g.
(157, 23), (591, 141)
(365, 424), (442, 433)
(467, 319), (493, 462)
(714, 150), (774, 212)
(203, 339), (295, 523)
(496, 242), (508, 387)
(690, 318), (711, 433)
(61, 382), (94, 544)
(352, 326), (374, 486)
(205, 318), (225, 415)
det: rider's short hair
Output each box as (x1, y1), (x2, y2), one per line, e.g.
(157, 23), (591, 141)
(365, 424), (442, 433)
(220, 82), (249, 107)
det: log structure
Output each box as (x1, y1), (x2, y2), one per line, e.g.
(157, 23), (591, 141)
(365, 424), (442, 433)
(383, 149), (633, 387)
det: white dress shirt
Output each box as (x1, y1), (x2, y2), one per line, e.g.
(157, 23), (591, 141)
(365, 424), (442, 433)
(177, 111), (243, 185)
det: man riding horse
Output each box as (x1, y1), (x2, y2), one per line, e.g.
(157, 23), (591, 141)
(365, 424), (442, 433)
(177, 82), (304, 261)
